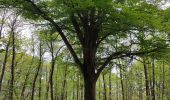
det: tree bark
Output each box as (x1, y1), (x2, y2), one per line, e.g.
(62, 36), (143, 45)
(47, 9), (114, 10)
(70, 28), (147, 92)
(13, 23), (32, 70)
(84, 76), (96, 100)
(80, 84), (84, 100)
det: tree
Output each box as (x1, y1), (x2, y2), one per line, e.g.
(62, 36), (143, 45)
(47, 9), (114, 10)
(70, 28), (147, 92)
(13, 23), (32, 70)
(1, 0), (168, 100)
(20, 35), (36, 100)
(38, 29), (63, 100)
(0, 8), (10, 91)
(31, 40), (43, 100)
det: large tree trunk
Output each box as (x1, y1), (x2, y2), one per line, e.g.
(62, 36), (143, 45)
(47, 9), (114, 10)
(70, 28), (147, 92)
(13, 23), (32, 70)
(82, 64), (97, 100)
(80, 84), (84, 100)
(83, 68), (97, 98)
(84, 76), (96, 100)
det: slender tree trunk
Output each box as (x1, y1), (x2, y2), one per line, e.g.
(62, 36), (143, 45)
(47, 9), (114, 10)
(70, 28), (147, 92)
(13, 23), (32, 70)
(139, 74), (143, 100)
(162, 61), (165, 100)
(98, 78), (101, 100)
(31, 42), (42, 100)
(49, 41), (55, 100)
(109, 70), (112, 100)
(61, 64), (68, 100)
(0, 10), (7, 93)
(143, 58), (150, 100)
(49, 57), (55, 100)
(72, 79), (75, 100)
(0, 35), (11, 91)
(120, 66), (125, 100)
(151, 57), (155, 100)
(48, 40), (62, 100)
(20, 69), (31, 100)
(20, 55), (34, 99)
(157, 62), (162, 100)
(38, 66), (42, 100)
(157, 80), (161, 100)
(9, 31), (15, 100)
(76, 75), (79, 100)
(116, 66), (119, 100)
(46, 65), (49, 100)
(65, 90), (67, 100)
(102, 74), (107, 100)
(124, 76), (128, 100)
(54, 66), (58, 100)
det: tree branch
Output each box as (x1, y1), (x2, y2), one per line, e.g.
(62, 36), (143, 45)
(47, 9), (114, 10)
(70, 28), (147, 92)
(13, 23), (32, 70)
(24, 0), (83, 67)
(96, 32), (112, 47)
(96, 48), (160, 77)
(70, 14), (84, 45)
